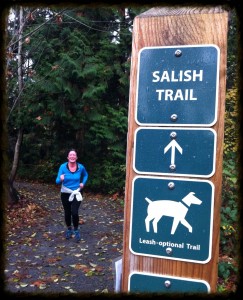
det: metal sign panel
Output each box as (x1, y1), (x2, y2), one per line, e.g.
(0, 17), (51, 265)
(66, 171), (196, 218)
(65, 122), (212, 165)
(133, 127), (216, 178)
(135, 45), (219, 126)
(129, 176), (214, 263)
(128, 272), (210, 293)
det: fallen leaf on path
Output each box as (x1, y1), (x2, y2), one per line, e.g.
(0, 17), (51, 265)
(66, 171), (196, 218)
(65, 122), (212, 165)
(89, 262), (97, 267)
(46, 257), (62, 263)
(32, 280), (46, 287)
(19, 282), (28, 287)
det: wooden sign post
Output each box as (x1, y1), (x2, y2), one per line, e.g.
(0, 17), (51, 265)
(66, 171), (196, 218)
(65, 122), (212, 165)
(122, 6), (228, 293)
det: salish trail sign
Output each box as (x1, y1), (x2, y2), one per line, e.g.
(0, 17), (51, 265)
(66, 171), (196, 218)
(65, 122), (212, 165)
(122, 6), (228, 294)
(136, 45), (220, 127)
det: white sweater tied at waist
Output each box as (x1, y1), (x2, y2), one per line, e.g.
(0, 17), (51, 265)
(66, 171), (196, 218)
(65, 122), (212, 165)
(61, 185), (83, 202)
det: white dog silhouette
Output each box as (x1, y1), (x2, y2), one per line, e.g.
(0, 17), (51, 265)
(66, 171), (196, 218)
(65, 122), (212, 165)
(145, 192), (202, 234)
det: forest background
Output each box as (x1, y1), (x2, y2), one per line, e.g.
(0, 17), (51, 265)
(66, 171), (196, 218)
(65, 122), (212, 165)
(1, 2), (241, 292)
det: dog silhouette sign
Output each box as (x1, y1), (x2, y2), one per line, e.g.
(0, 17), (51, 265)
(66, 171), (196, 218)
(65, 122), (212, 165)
(145, 192), (202, 235)
(129, 176), (214, 263)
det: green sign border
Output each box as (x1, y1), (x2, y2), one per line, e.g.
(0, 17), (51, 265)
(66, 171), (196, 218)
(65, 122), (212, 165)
(128, 272), (210, 293)
(129, 176), (214, 263)
(135, 44), (220, 127)
(133, 127), (217, 178)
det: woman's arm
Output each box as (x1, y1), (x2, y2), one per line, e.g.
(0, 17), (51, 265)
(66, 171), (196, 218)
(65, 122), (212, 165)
(56, 164), (65, 184)
(80, 166), (88, 187)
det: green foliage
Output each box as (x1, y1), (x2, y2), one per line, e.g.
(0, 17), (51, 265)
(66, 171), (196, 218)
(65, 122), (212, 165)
(17, 160), (58, 182)
(88, 161), (126, 194)
(227, 9), (238, 89)
(219, 12), (240, 282)
(83, 104), (128, 193)
(221, 154), (239, 257)
(223, 86), (239, 155)
(7, 7), (137, 194)
(218, 261), (238, 280)
(220, 81), (239, 284)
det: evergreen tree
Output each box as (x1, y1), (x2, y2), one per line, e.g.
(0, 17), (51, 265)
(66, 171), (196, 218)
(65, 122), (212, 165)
(7, 6), (148, 195)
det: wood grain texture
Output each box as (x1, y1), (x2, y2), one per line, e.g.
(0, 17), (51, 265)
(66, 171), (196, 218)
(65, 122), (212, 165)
(122, 6), (228, 293)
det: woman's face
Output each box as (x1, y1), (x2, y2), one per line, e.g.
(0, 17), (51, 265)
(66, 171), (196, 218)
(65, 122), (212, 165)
(67, 151), (78, 163)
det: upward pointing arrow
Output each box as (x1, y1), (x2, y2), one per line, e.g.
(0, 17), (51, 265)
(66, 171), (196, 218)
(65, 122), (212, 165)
(164, 139), (183, 165)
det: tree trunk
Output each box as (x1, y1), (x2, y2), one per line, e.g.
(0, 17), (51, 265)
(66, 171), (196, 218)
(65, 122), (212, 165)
(8, 127), (23, 204)
(8, 179), (21, 205)
(8, 7), (24, 204)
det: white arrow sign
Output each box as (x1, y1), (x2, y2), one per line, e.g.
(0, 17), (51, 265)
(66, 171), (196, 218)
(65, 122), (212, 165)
(164, 139), (183, 166)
